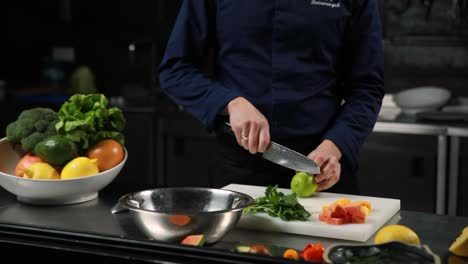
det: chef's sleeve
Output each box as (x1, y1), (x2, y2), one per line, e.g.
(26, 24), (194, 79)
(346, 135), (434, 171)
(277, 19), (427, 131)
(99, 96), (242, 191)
(323, 0), (385, 172)
(158, 0), (242, 130)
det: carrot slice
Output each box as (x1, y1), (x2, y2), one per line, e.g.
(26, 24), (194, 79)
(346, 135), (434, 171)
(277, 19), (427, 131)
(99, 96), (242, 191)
(282, 249), (300, 260)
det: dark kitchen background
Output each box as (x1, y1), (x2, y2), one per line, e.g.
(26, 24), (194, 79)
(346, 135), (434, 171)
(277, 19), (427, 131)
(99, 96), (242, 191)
(1, 1), (468, 215)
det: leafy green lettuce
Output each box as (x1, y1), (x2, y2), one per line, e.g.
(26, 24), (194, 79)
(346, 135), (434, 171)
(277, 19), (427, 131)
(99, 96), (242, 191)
(55, 94), (126, 153)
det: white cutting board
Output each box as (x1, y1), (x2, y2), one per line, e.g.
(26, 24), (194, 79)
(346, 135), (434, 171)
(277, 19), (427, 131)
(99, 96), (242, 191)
(223, 184), (400, 242)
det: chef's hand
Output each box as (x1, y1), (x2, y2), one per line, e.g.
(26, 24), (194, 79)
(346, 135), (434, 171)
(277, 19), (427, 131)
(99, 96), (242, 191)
(224, 97), (270, 154)
(308, 140), (342, 191)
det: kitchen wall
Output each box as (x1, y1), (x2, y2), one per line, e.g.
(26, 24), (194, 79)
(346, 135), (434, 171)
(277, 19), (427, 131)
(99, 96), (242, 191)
(358, 0), (468, 215)
(2, 0), (163, 100)
(382, 0), (468, 96)
(4, 1), (466, 101)
(2, 1), (468, 214)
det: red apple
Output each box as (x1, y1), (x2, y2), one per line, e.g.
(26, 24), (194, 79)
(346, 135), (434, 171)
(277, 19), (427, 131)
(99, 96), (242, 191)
(15, 154), (43, 177)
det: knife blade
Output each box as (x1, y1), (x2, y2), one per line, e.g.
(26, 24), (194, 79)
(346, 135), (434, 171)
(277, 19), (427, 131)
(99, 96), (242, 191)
(222, 123), (321, 175)
(263, 141), (321, 175)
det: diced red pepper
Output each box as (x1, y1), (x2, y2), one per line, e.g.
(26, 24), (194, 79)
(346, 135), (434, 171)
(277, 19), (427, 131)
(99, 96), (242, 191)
(301, 243), (325, 262)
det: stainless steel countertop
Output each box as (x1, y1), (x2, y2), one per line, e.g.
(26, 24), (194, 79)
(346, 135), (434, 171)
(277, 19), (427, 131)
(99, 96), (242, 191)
(448, 126), (468, 137)
(376, 109), (468, 137)
(0, 184), (467, 263)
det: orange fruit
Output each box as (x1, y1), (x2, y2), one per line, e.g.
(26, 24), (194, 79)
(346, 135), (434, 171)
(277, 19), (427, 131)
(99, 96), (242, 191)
(87, 139), (124, 172)
(282, 249), (300, 260)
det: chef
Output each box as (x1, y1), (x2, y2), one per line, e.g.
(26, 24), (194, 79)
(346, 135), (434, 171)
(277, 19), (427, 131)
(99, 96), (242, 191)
(158, 0), (384, 194)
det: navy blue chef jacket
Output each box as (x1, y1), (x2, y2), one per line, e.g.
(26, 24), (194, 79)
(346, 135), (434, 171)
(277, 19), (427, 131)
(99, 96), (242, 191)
(159, 0), (384, 174)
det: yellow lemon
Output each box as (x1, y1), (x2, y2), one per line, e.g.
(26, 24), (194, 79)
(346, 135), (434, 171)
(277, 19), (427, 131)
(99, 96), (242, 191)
(24, 162), (60, 180)
(374, 225), (421, 245)
(61, 157), (99, 179)
(449, 226), (468, 257)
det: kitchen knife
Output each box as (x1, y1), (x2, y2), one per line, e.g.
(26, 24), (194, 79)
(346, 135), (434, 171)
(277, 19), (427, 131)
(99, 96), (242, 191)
(222, 123), (321, 175)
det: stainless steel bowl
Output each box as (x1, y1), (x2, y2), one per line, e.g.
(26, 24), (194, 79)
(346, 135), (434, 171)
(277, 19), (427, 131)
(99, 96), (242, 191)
(112, 187), (254, 244)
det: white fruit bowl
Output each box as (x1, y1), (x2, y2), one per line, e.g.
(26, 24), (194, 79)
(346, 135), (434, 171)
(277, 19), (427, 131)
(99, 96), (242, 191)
(394, 87), (451, 115)
(0, 137), (127, 205)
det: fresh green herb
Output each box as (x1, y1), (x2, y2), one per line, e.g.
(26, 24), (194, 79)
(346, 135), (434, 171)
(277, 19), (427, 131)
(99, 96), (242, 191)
(55, 94), (126, 154)
(243, 185), (311, 221)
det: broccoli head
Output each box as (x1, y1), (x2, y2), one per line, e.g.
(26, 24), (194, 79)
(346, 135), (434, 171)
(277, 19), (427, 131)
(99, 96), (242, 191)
(6, 108), (59, 153)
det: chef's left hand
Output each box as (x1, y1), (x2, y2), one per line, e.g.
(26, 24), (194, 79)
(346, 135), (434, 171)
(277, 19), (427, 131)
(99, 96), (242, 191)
(307, 140), (342, 191)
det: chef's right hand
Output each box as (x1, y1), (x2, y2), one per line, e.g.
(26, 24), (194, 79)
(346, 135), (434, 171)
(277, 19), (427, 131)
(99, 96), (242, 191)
(224, 97), (270, 154)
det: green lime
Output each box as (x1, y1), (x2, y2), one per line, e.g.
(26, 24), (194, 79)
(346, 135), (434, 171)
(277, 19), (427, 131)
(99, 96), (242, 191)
(34, 135), (78, 166)
(290, 172), (318, 198)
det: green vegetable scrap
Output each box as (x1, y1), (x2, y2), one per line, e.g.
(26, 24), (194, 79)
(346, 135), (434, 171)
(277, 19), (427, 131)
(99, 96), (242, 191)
(243, 185), (311, 221)
(55, 93), (126, 154)
(6, 108), (59, 153)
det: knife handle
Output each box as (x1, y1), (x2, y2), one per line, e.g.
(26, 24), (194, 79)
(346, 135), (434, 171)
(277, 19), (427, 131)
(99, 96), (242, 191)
(222, 122), (235, 137)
